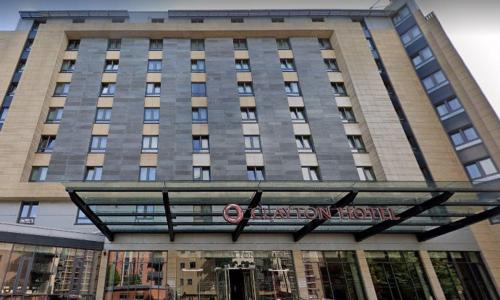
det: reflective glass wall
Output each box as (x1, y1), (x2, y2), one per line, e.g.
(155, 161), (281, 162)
(104, 251), (170, 300)
(365, 251), (433, 300)
(302, 251), (365, 300)
(429, 251), (499, 300)
(0, 242), (101, 299)
(176, 250), (298, 300)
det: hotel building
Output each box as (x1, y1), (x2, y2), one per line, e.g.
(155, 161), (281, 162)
(0, 0), (499, 299)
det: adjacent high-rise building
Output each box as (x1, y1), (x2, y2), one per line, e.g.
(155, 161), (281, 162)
(0, 0), (499, 299)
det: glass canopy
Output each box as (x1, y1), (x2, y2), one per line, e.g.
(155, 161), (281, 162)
(64, 181), (500, 242)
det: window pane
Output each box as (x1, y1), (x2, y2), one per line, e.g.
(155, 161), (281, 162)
(450, 132), (464, 146)
(436, 103), (448, 116)
(448, 98), (462, 111)
(463, 127), (478, 141)
(465, 164), (481, 179)
(479, 159), (497, 175)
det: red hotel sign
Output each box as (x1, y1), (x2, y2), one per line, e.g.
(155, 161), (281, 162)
(223, 204), (400, 224)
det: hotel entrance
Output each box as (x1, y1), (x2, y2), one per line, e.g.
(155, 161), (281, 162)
(177, 250), (297, 300)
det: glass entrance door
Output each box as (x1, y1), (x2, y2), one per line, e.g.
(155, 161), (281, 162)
(216, 267), (256, 300)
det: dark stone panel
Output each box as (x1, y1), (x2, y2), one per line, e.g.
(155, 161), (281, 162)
(206, 38), (247, 180)
(0, 231), (104, 250)
(47, 38), (107, 181)
(457, 144), (489, 164)
(247, 38), (302, 180)
(405, 36), (428, 57)
(291, 37), (358, 180)
(102, 38), (149, 180)
(428, 84), (455, 104)
(395, 15), (417, 35)
(442, 114), (472, 133)
(157, 39), (193, 180)
(416, 59), (441, 79)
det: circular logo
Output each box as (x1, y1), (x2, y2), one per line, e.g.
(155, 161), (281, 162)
(223, 204), (243, 224)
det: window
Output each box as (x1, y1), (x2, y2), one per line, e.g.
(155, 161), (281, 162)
(193, 167), (210, 181)
(147, 60), (162, 72)
(146, 83), (161, 96)
(37, 135), (56, 153)
(30, 167), (48, 182)
(7, 83), (17, 96)
(191, 39), (205, 51)
(296, 135), (314, 152)
(347, 135), (366, 152)
(149, 39), (163, 50)
(54, 82), (70, 96)
(107, 39), (121, 50)
(401, 26), (422, 45)
(272, 18), (284, 23)
(95, 108), (112, 123)
(247, 167), (265, 181)
(72, 18), (85, 23)
(302, 167), (320, 181)
(85, 167), (103, 181)
(187, 279), (193, 285)
(276, 38), (291, 50)
(104, 60), (119, 72)
(111, 18), (125, 23)
(311, 17), (324, 22)
(411, 47), (434, 68)
(235, 59), (250, 71)
(331, 82), (347, 96)
(89, 135), (107, 152)
(191, 18), (204, 23)
(237, 82), (253, 95)
(16, 62), (25, 73)
(151, 18), (164, 23)
(338, 107), (356, 123)
(139, 167), (157, 181)
(231, 18), (244, 23)
(233, 39), (248, 50)
(244, 135), (261, 152)
(280, 59), (295, 71)
(290, 107), (306, 122)
(450, 126), (480, 147)
(393, 6), (411, 25)
(136, 205), (154, 220)
(75, 209), (92, 224)
(357, 167), (376, 181)
(60, 60), (76, 72)
(144, 108), (160, 123)
(100, 83), (116, 96)
(422, 70), (448, 92)
(46, 107), (64, 123)
(465, 158), (498, 180)
(142, 135), (159, 153)
(192, 107), (208, 123)
(192, 136), (209, 153)
(0, 108), (8, 128)
(324, 58), (339, 72)
(241, 107), (257, 122)
(284, 82), (301, 96)
(191, 83), (207, 97)
(18, 202), (38, 224)
(191, 59), (205, 72)
(318, 38), (333, 50)
(436, 98), (463, 119)
(67, 40), (80, 51)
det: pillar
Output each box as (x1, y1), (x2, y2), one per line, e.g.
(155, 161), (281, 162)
(356, 250), (378, 300)
(419, 250), (446, 300)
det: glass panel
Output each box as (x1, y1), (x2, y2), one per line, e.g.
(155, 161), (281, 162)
(479, 158), (497, 175)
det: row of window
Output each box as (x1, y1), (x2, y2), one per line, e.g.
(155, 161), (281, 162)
(66, 38), (333, 52)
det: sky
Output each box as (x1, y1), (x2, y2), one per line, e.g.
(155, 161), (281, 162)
(0, 0), (498, 116)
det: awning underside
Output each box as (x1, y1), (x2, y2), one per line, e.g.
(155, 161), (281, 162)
(64, 181), (500, 242)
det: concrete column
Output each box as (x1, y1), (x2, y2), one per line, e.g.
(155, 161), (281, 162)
(356, 250), (378, 300)
(95, 250), (108, 300)
(292, 250), (309, 299)
(167, 250), (178, 294)
(419, 250), (446, 300)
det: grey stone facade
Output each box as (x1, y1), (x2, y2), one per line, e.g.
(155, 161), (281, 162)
(291, 37), (358, 180)
(157, 39), (193, 180)
(47, 38), (107, 181)
(248, 38), (303, 180)
(102, 38), (149, 180)
(206, 38), (248, 180)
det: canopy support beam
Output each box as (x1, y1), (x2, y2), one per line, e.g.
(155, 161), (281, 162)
(232, 191), (263, 242)
(417, 206), (500, 241)
(293, 192), (358, 242)
(162, 191), (175, 242)
(354, 191), (454, 242)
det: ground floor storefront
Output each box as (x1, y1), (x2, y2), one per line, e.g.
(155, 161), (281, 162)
(0, 242), (498, 300)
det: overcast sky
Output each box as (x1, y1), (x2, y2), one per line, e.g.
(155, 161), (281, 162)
(0, 0), (498, 116)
